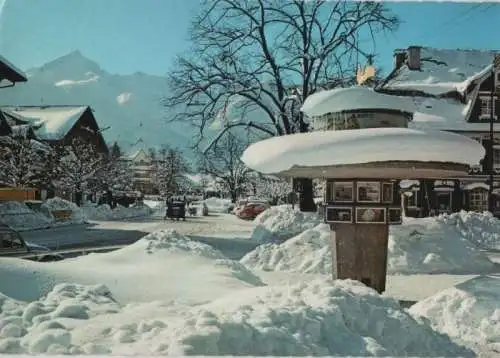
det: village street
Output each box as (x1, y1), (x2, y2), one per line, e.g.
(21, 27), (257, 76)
(21, 213), (260, 260)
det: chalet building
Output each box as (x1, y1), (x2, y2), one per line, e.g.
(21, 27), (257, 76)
(376, 46), (500, 217)
(0, 105), (109, 201)
(0, 105), (108, 154)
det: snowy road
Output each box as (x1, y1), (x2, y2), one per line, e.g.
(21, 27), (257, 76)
(21, 213), (259, 260)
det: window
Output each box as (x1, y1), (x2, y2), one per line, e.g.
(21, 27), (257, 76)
(479, 96), (497, 119)
(435, 191), (452, 211)
(494, 147), (500, 168)
(469, 188), (488, 212)
(407, 190), (418, 207)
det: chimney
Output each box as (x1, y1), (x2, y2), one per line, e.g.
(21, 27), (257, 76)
(407, 46), (421, 71)
(393, 50), (406, 70)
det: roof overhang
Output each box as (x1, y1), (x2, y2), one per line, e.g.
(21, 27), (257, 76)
(0, 57), (27, 84)
(270, 161), (470, 180)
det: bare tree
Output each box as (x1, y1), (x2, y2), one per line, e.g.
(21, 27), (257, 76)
(199, 133), (250, 203)
(253, 174), (292, 205)
(151, 146), (190, 196)
(164, 0), (399, 211)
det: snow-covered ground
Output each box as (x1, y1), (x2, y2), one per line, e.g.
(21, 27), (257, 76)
(0, 198), (153, 231)
(3, 203), (500, 355)
(0, 230), (474, 356)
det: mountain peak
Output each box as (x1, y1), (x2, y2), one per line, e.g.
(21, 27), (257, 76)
(39, 50), (105, 76)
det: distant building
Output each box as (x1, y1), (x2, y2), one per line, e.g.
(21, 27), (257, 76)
(120, 147), (156, 195)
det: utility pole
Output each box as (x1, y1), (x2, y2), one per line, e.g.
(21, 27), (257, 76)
(489, 55), (500, 213)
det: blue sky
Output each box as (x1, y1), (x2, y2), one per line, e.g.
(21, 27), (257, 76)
(0, 0), (499, 76)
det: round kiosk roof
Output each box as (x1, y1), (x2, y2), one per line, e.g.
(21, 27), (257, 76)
(241, 128), (485, 179)
(300, 86), (417, 117)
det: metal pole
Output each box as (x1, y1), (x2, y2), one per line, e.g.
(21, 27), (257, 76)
(489, 81), (494, 213)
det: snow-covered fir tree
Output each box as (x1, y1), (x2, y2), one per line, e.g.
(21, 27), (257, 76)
(96, 142), (134, 194)
(0, 136), (52, 188)
(150, 146), (189, 196)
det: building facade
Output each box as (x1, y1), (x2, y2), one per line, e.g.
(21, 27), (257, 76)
(120, 148), (157, 195)
(309, 46), (500, 217)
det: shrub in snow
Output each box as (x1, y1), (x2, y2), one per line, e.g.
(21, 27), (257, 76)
(242, 223), (332, 274)
(155, 279), (472, 356)
(0, 283), (120, 354)
(388, 218), (495, 274)
(251, 204), (321, 243)
(0, 201), (52, 231)
(409, 275), (500, 354)
(40, 197), (87, 225)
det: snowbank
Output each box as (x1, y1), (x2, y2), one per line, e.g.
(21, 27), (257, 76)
(243, 213), (495, 275)
(438, 210), (500, 250)
(409, 275), (500, 354)
(83, 203), (153, 221)
(40, 197), (87, 225)
(0, 279), (473, 355)
(242, 223), (332, 274)
(203, 197), (232, 213)
(0, 229), (263, 304)
(0, 201), (52, 231)
(251, 205), (321, 243)
(388, 217), (495, 274)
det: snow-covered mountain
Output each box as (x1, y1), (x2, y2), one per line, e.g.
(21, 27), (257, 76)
(0, 51), (193, 156)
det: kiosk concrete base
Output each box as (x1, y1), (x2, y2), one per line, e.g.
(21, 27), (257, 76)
(330, 223), (389, 294)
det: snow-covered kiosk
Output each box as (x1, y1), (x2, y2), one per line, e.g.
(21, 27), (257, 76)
(241, 128), (484, 293)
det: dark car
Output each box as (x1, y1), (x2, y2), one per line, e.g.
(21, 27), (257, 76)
(165, 200), (186, 221)
(0, 224), (64, 262)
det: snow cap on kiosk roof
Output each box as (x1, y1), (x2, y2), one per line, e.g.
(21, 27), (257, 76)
(241, 127), (485, 178)
(300, 86), (417, 117)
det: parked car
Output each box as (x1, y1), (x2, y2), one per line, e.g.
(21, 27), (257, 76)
(236, 202), (268, 220)
(164, 200), (186, 221)
(0, 224), (64, 262)
(188, 201), (209, 216)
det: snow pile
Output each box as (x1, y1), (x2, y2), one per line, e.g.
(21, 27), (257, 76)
(251, 205), (322, 243)
(0, 229), (263, 304)
(40, 197), (87, 225)
(83, 204), (153, 221)
(88, 279), (472, 355)
(203, 197), (232, 213)
(437, 211), (500, 250)
(0, 284), (120, 354)
(242, 224), (332, 274)
(0, 201), (52, 231)
(388, 217), (495, 274)
(243, 213), (495, 275)
(409, 275), (500, 354)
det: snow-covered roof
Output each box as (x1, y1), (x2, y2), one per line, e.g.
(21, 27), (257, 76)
(1, 106), (89, 140)
(382, 47), (499, 96)
(0, 55), (27, 83)
(301, 86), (417, 117)
(241, 128), (485, 177)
